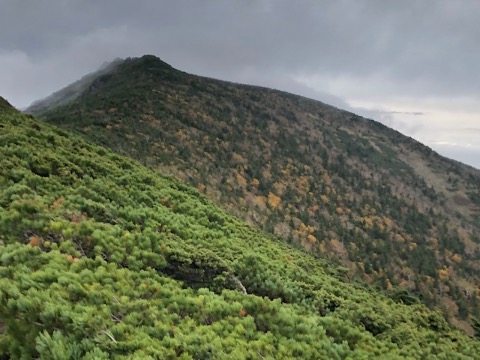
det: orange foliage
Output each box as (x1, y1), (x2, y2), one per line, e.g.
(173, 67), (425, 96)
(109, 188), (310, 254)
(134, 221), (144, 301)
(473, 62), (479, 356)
(268, 192), (281, 209)
(308, 205), (319, 215)
(51, 197), (65, 209)
(451, 254), (462, 264)
(235, 173), (247, 188)
(362, 217), (374, 229)
(69, 212), (88, 223)
(29, 235), (41, 247)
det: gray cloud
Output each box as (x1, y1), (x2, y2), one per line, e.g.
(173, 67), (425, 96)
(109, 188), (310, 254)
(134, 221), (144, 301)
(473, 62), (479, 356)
(1, 0), (479, 168)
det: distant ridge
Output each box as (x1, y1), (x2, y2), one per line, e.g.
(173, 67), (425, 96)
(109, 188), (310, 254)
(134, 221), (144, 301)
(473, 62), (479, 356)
(0, 96), (15, 112)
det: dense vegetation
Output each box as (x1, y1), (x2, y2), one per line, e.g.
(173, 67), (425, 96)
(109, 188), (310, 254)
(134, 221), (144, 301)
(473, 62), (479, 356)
(1, 100), (480, 358)
(31, 55), (480, 333)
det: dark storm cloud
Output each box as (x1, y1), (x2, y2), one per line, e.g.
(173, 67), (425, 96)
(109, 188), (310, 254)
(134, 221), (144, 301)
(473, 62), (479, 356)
(2, 0), (480, 99)
(1, 0), (479, 167)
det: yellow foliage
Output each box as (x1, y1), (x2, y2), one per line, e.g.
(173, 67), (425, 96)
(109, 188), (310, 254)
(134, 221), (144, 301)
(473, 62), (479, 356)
(323, 173), (331, 185)
(383, 217), (394, 229)
(318, 242), (327, 253)
(357, 262), (365, 272)
(250, 178), (260, 187)
(232, 152), (245, 163)
(273, 182), (286, 195)
(262, 169), (272, 180)
(375, 222), (385, 232)
(451, 253), (462, 264)
(307, 234), (317, 244)
(363, 217), (374, 229)
(428, 237), (439, 247)
(361, 205), (370, 216)
(177, 129), (187, 141)
(300, 237), (315, 252)
(438, 268), (449, 281)
(394, 234), (405, 243)
(386, 279), (394, 291)
(296, 176), (309, 191)
(320, 195), (329, 204)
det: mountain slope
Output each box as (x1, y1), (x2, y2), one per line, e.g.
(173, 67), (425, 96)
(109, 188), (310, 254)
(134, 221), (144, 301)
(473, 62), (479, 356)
(4, 98), (480, 357)
(29, 55), (480, 332)
(27, 58), (124, 114)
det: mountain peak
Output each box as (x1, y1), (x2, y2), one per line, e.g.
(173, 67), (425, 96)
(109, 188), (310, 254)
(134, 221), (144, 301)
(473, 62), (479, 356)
(135, 54), (173, 68)
(119, 54), (177, 76)
(26, 55), (180, 114)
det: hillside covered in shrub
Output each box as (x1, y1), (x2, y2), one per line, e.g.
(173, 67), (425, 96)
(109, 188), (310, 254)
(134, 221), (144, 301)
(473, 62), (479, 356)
(1, 99), (480, 358)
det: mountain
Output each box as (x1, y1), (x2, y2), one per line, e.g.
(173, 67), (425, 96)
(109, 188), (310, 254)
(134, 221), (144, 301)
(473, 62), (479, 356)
(2, 97), (480, 358)
(29, 55), (480, 333)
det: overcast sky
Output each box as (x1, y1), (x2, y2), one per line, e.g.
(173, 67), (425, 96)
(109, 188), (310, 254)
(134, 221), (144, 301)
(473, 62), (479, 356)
(1, 0), (479, 169)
